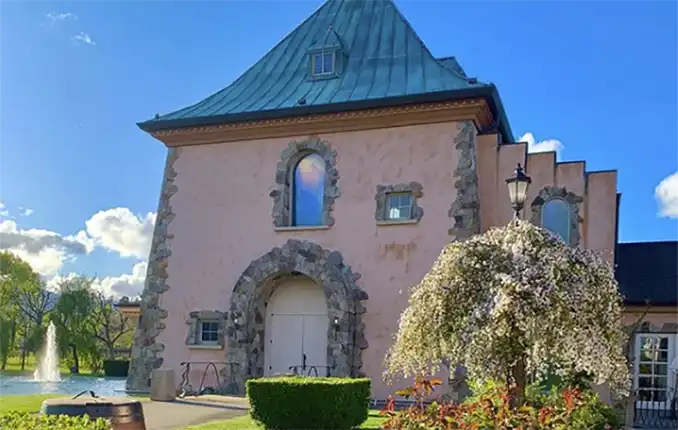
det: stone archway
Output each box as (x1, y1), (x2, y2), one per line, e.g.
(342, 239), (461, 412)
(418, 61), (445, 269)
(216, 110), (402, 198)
(222, 239), (369, 394)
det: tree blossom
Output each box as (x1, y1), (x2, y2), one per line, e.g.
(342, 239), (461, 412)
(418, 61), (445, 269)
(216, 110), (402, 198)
(384, 220), (630, 397)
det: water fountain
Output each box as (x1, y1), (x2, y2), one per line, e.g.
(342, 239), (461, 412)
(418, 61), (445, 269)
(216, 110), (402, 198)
(0, 320), (126, 395)
(33, 321), (61, 382)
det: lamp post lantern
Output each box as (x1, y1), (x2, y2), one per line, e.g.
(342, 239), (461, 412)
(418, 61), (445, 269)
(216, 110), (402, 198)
(505, 163), (532, 219)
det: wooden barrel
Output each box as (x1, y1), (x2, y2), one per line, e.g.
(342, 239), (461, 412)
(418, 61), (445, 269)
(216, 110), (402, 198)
(41, 392), (146, 430)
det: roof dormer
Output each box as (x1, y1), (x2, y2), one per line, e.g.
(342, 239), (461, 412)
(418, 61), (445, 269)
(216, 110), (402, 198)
(307, 25), (346, 80)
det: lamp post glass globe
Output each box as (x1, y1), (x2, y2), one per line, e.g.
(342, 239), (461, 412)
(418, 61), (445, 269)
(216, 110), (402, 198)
(505, 163), (532, 218)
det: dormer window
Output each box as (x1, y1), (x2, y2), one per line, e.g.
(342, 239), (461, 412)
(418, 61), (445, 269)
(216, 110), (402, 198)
(307, 26), (346, 80)
(313, 51), (335, 76)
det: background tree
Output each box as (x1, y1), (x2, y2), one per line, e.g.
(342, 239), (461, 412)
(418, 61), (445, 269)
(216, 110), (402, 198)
(384, 220), (629, 405)
(88, 289), (134, 359)
(0, 251), (41, 370)
(0, 252), (139, 375)
(51, 276), (98, 374)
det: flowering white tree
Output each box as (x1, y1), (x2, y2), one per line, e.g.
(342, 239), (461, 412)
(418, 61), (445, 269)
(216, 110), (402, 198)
(384, 220), (629, 403)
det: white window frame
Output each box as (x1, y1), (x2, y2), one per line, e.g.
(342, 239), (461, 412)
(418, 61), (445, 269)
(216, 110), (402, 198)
(386, 193), (413, 221)
(633, 333), (677, 410)
(312, 51), (335, 76)
(199, 320), (220, 345)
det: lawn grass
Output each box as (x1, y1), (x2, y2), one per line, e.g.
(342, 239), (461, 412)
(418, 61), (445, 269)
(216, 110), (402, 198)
(184, 409), (386, 430)
(0, 393), (149, 415)
(1, 355), (94, 377)
(0, 394), (67, 414)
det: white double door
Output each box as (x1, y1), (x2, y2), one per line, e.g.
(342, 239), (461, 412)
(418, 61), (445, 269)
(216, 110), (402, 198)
(264, 277), (329, 377)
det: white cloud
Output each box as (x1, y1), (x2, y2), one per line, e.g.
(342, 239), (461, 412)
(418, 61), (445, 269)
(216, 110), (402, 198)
(73, 32), (95, 46)
(46, 12), (77, 24)
(47, 261), (147, 299)
(93, 261), (147, 298)
(519, 132), (564, 158)
(85, 208), (156, 259)
(0, 220), (92, 276)
(0, 206), (155, 276)
(0, 201), (8, 217)
(19, 207), (34, 217)
(656, 172), (678, 219)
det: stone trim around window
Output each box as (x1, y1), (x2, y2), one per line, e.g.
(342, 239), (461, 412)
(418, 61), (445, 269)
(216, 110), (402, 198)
(530, 186), (584, 247)
(374, 182), (424, 225)
(269, 137), (340, 229)
(185, 310), (226, 349)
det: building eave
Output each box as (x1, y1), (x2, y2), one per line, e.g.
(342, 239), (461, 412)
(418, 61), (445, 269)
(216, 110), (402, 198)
(138, 85), (515, 144)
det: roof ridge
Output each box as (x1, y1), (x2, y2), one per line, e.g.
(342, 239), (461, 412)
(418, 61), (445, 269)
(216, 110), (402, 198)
(386, 0), (472, 89)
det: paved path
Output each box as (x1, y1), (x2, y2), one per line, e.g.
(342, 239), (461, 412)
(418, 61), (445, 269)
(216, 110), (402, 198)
(141, 398), (248, 429)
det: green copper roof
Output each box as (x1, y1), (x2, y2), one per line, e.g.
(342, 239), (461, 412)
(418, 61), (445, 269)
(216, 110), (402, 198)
(139, 0), (514, 142)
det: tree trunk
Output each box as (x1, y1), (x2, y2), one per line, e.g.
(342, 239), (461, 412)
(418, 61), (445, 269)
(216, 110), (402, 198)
(19, 343), (26, 371)
(510, 356), (527, 408)
(70, 344), (79, 374)
(20, 323), (28, 371)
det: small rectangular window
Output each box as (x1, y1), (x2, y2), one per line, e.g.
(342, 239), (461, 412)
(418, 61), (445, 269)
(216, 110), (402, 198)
(386, 193), (413, 220)
(200, 321), (219, 344)
(312, 52), (334, 76)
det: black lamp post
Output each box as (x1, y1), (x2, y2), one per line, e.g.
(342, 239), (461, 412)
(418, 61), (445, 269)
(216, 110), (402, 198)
(505, 163), (532, 219)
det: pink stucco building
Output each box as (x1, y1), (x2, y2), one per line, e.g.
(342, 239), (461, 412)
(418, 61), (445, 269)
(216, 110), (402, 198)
(126, 0), (677, 419)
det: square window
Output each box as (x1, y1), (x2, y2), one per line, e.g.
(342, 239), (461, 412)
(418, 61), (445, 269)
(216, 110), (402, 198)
(386, 193), (413, 221)
(200, 321), (219, 344)
(312, 52), (334, 76)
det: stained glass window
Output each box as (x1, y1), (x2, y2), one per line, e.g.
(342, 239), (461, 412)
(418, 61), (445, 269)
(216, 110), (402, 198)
(293, 153), (326, 226)
(541, 198), (570, 243)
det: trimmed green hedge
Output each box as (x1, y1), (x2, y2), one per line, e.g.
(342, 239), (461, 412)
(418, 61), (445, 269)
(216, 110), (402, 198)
(103, 360), (129, 377)
(0, 412), (110, 430)
(247, 376), (370, 429)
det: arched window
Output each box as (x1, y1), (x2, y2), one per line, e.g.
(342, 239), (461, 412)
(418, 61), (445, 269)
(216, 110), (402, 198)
(541, 198), (571, 243)
(292, 153), (326, 226)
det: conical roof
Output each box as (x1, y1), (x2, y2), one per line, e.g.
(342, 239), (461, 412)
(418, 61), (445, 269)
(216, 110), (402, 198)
(140, 0), (513, 142)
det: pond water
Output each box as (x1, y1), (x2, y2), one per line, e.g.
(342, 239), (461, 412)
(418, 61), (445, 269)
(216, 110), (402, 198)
(0, 374), (127, 396)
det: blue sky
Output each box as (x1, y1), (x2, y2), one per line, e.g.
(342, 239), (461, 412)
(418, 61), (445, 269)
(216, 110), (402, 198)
(1, 0), (676, 297)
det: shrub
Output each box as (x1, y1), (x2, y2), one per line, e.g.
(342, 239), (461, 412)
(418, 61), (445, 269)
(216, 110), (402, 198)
(247, 376), (370, 429)
(103, 360), (130, 377)
(0, 412), (110, 430)
(381, 377), (623, 430)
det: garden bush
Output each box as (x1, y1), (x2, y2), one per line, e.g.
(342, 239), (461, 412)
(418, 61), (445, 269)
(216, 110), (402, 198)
(103, 359), (130, 377)
(247, 376), (370, 429)
(381, 377), (623, 430)
(0, 412), (110, 430)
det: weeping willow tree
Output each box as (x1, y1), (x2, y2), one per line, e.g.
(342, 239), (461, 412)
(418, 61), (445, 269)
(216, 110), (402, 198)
(384, 220), (630, 403)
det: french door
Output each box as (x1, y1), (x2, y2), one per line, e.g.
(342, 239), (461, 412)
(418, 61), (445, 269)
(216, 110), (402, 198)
(634, 334), (676, 410)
